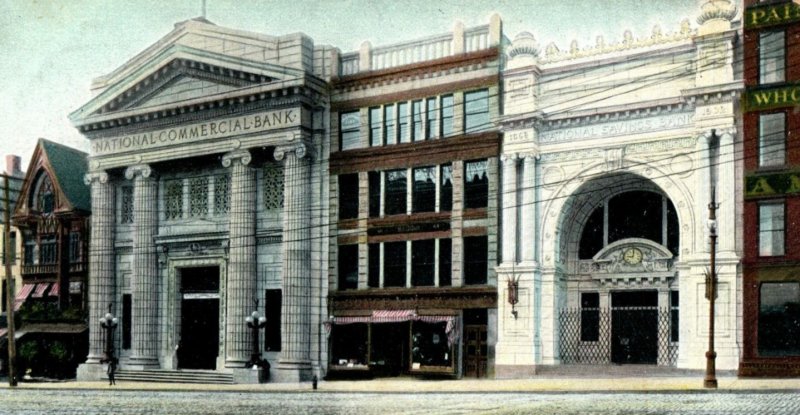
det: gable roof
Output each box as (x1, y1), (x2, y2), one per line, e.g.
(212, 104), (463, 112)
(39, 139), (90, 212)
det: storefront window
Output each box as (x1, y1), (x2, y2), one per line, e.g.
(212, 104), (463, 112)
(411, 321), (452, 369)
(759, 282), (800, 356)
(330, 324), (369, 368)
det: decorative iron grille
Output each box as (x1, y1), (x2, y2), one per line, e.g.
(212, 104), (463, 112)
(559, 307), (678, 366)
(120, 186), (133, 224)
(164, 179), (183, 220)
(213, 174), (230, 215)
(263, 164), (284, 211)
(189, 177), (209, 218)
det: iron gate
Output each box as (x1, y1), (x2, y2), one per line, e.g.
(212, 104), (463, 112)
(558, 307), (678, 366)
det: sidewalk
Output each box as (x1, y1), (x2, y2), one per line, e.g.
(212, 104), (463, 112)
(1, 376), (799, 393)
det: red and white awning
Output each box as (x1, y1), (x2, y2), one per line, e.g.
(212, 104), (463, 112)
(325, 310), (460, 346)
(13, 283), (35, 311)
(48, 281), (59, 297)
(31, 283), (50, 298)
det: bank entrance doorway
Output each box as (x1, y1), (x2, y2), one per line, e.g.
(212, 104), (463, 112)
(611, 291), (658, 364)
(178, 266), (220, 370)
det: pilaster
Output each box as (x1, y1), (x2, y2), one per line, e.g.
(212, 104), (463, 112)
(501, 154), (518, 265)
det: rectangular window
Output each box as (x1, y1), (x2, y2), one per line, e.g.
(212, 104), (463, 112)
(339, 111), (361, 151)
(40, 236), (57, 265)
(412, 100), (423, 142)
(265, 289), (282, 352)
(464, 89), (490, 134)
(759, 282), (800, 356)
(370, 107), (382, 147)
(384, 104), (396, 145)
(464, 160), (488, 209)
(759, 203), (785, 257)
(368, 171), (381, 218)
(368, 243), (380, 288)
(24, 238), (34, 265)
(5, 231), (16, 264)
(122, 294), (132, 350)
(1, 280), (5, 313)
(440, 164), (453, 212)
(464, 236), (488, 285)
(213, 174), (230, 215)
(338, 173), (359, 220)
(759, 113), (785, 167)
(189, 176), (209, 218)
(670, 290), (679, 342)
(384, 169), (407, 215)
(338, 244), (359, 290)
(581, 292), (600, 342)
(383, 241), (407, 287)
(412, 239), (435, 287)
(441, 95), (454, 137)
(120, 186), (134, 224)
(412, 166), (436, 213)
(759, 31), (785, 84)
(426, 97), (438, 139)
(398, 102), (410, 144)
(164, 179), (183, 220)
(439, 238), (452, 287)
(263, 164), (284, 211)
(69, 232), (81, 263)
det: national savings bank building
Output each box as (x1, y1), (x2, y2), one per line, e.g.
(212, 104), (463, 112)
(71, 18), (333, 383)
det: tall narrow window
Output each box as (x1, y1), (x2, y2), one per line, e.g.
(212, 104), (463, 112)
(439, 239), (452, 286)
(464, 89), (490, 134)
(412, 100), (423, 141)
(164, 179), (183, 220)
(441, 95), (454, 137)
(213, 174), (230, 215)
(338, 245), (359, 290)
(69, 232), (81, 263)
(369, 171), (381, 218)
(120, 186), (134, 224)
(426, 97), (438, 139)
(339, 111), (361, 151)
(384, 104), (396, 145)
(464, 236), (488, 285)
(24, 238), (34, 265)
(412, 166), (435, 213)
(338, 173), (359, 220)
(368, 243), (380, 288)
(40, 236), (57, 264)
(383, 241), (407, 287)
(370, 107), (382, 147)
(759, 203), (785, 256)
(122, 294), (132, 350)
(384, 169), (407, 215)
(265, 289), (282, 351)
(581, 292), (600, 342)
(759, 113), (785, 167)
(464, 160), (488, 209)
(8, 231), (16, 263)
(189, 177), (209, 218)
(440, 164), (453, 212)
(398, 102), (410, 144)
(670, 290), (679, 342)
(412, 239), (435, 287)
(759, 31), (785, 84)
(263, 164), (284, 211)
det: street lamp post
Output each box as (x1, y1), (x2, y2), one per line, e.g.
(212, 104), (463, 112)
(245, 310), (267, 368)
(99, 305), (119, 364)
(704, 189), (719, 389)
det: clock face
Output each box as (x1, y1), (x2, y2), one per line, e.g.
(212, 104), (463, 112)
(622, 248), (643, 265)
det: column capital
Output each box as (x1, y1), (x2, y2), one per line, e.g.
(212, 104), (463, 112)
(274, 142), (313, 162)
(717, 129), (736, 144)
(500, 153), (518, 163)
(221, 149), (252, 168)
(521, 152), (540, 161)
(84, 171), (109, 186)
(124, 164), (155, 180)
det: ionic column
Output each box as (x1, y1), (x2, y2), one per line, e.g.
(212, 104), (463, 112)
(222, 150), (256, 367)
(124, 164), (159, 368)
(521, 154), (537, 264)
(84, 172), (115, 364)
(501, 154), (518, 264)
(275, 143), (313, 380)
(717, 131), (735, 253)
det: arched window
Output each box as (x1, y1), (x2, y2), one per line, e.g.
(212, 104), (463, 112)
(31, 171), (55, 214)
(579, 191), (679, 259)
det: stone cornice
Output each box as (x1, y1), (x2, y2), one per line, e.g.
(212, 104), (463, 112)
(681, 81), (744, 104)
(329, 286), (497, 311)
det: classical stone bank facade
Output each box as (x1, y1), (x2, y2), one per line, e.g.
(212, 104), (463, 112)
(72, 1), (744, 384)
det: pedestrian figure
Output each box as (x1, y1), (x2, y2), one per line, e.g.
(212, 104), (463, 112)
(107, 357), (117, 385)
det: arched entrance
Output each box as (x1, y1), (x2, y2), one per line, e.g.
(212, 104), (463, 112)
(552, 172), (683, 366)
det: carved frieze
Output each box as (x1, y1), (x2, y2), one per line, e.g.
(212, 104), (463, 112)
(330, 287), (497, 311)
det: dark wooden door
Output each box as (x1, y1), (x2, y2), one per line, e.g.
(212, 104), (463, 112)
(463, 324), (487, 378)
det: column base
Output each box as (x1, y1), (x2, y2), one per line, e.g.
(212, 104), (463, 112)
(126, 356), (160, 370)
(232, 367), (266, 384)
(494, 364), (538, 379)
(272, 360), (313, 383)
(76, 361), (107, 381)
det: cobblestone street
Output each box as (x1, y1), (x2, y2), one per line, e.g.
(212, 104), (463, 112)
(0, 389), (796, 415)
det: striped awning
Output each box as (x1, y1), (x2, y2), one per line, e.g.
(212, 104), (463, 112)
(326, 310), (460, 346)
(31, 283), (50, 298)
(48, 281), (59, 297)
(0, 328), (7, 338)
(13, 283), (35, 311)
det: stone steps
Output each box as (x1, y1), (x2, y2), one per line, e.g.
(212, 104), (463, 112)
(115, 369), (235, 384)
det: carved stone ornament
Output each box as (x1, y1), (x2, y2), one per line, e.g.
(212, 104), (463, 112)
(84, 171), (109, 186)
(221, 149), (252, 168)
(274, 142), (312, 161)
(124, 164), (154, 180)
(582, 238), (674, 276)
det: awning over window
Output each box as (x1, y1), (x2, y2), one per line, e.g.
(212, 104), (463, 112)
(326, 310), (459, 346)
(48, 281), (59, 297)
(13, 283), (35, 311)
(31, 283), (50, 298)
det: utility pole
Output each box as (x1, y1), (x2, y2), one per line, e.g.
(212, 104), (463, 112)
(2, 173), (17, 387)
(704, 187), (718, 389)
